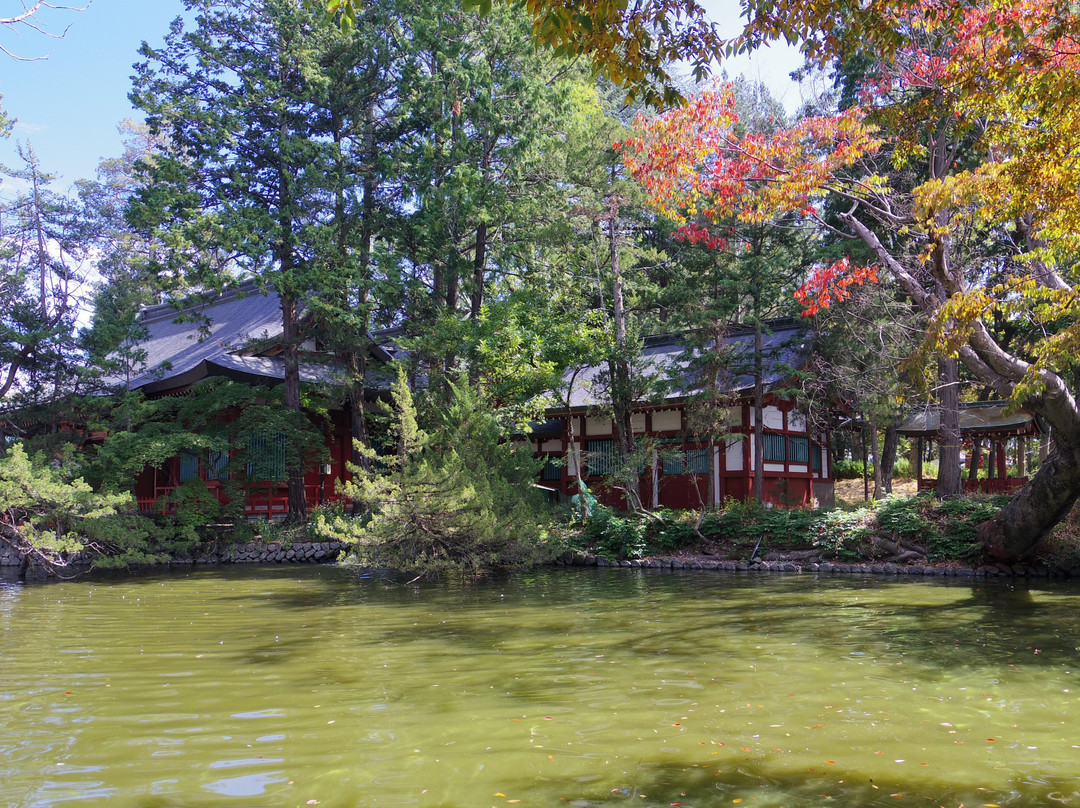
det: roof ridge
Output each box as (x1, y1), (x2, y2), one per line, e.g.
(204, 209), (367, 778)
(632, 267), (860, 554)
(138, 279), (270, 325)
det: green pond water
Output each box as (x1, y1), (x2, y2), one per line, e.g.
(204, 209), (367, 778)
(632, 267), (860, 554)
(2, 566), (1080, 808)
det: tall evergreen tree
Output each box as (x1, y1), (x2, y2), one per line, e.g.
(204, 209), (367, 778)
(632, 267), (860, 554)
(131, 0), (353, 521)
(0, 144), (88, 423)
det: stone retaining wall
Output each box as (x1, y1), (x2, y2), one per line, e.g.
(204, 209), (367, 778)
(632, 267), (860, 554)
(0, 540), (349, 568)
(185, 540), (349, 565)
(554, 552), (1069, 578)
(0, 544), (21, 567)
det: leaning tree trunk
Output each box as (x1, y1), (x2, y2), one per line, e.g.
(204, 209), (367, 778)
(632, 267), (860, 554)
(979, 442), (1080, 560)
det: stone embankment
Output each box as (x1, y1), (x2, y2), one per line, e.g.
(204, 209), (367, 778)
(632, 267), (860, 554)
(0, 540), (348, 568)
(183, 540), (348, 565)
(554, 551), (1068, 579)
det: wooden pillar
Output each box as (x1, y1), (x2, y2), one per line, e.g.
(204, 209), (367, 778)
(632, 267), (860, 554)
(968, 437), (982, 481)
(1017, 436), (1026, 477)
(996, 441), (1007, 479)
(915, 437), (924, 487)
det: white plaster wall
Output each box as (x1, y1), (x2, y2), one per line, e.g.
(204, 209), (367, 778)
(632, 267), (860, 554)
(726, 438), (743, 471)
(541, 439), (562, 453)
(567, 443), (581, 476)
(788, 411), (806, 432)
(585, 416), (611, 436)
(713, 446), (722, 505)
(631, 412), (646, 433)
(763, 406), (784, 430)
(764, 462), (786, 472)
(652, 409), (681, 432)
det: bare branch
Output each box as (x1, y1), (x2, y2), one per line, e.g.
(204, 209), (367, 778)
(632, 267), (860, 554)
(1, 0), (92, 61)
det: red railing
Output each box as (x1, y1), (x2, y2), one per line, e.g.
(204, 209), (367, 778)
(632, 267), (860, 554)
(137, 483), (348, 520)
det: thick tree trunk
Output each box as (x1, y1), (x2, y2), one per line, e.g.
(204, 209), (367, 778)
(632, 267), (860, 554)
(607, 193), (639, 508)
(980, 443), (1080, 560)
(752, 319), (764, 505)
(880, 423), (899, 495)
(281, 294), (309, 523)
(936, 358), (963, 498)
(868, 422), (884, 500)
(347, 352), (370, 465)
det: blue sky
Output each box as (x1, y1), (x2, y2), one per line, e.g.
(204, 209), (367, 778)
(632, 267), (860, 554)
(0, 0), (184, 193)
(0, 0), (802, 197)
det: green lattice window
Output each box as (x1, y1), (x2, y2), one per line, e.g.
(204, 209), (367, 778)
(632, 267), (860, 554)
(812, 444), (822, 472)
(788, 436), (810, 464)
(246, 433), (287, 481)
(686, 448), (710, 474)
(585, 439), (615, 477)
(179, 451), (199, 482)
(540, 455), (563, 482)
(763, 433), (786, 462)
(207, 449), (229, 481)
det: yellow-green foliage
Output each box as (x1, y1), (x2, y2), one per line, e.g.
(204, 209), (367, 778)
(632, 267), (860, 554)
(0, 443), (135, 564)
(316, 371), (558, 578)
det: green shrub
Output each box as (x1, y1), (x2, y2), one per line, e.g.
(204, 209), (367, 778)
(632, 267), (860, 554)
(315, 371), (557, 578)
(832, 458), (868, 480)
(699, 499), (818, 557)
(648, 516), (697, 554)
(583, 506), (647, 560)
(876, 495), (939, 544)
(928, 496), (1003, 562)
(813, 507), (873, 560)
(891, 457), (912, 479)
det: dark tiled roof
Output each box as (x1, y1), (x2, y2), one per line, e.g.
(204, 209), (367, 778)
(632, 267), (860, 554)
(560, 320), (810, 410)
(113, 283), (285, 392)
(898, 401), (1045, 438)
(110, 283), (375, 393)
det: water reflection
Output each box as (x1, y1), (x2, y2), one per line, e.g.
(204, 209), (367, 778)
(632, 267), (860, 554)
(1, 566), (1080, 807)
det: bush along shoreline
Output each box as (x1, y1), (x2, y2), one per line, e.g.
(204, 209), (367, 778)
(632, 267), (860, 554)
(557, 494), (1080, 579)
(7, 493), (1080, 581)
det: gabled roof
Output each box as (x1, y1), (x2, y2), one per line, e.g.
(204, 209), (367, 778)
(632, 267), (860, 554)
(559, 319), (810, 410)
(897, 401), (1045, 438)
(110, 282), (389, 395)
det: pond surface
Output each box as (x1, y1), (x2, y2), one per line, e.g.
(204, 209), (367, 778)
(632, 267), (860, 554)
(2, 566), (1080, 807)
